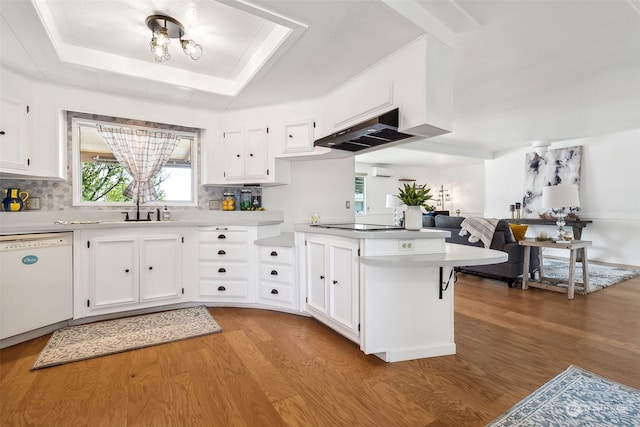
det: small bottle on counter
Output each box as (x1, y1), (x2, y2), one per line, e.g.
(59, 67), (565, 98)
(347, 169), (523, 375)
(222, 193), (236, 211)
(240, 189), (252, 211)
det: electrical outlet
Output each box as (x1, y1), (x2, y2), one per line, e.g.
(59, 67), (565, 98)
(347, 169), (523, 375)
(399, 240), (414, 251)
(346, 201), (350, 209)
(26, 197), (41, 210)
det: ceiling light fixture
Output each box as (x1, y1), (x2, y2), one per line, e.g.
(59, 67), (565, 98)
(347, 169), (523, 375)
(146, 14), (202, 62)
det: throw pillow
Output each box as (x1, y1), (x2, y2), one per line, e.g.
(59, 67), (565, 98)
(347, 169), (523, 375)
(509, 223), (528, 241)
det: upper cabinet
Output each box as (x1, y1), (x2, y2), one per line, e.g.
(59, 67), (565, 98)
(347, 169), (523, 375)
(202, 120), (291, 186)
(0, 69), (66, 180)
(282, 120), (316, 154)
(0, 98), (31, 175)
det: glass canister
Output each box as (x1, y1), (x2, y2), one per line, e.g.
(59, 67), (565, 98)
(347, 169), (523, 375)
(240, 189), (252, 211)
(222, 192), (236, 211)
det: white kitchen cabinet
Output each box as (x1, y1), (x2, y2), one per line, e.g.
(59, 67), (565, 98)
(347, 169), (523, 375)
(0, 98), (31, 175)
(282, 120), (315, 153)
(257, 246), (296, 310)
(305, 235), (359, 343)
(199, 227), (252, 303)
(76, 229), (185, 318)
(221, 126), (269, 182)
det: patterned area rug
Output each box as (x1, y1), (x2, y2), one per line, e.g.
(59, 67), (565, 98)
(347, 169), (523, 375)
(487, 365), (640, 426)
(541, 257), (640, 292)
(32, 306), (221, 370)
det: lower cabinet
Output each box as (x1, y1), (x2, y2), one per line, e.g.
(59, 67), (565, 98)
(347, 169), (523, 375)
(75, 228), (185, 318)
(257, 246), (296, 310)
(199, 226), (253, 303)
(305, 235), (359, 343)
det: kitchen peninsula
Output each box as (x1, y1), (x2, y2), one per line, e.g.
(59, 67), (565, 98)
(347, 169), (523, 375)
(295, 224), (507, 362)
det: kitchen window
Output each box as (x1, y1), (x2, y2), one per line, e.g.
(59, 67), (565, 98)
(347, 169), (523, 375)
(355, 176), (366, 215)
(70, 113), (198, 206)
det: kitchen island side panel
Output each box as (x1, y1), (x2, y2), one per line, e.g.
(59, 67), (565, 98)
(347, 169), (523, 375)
(360, 263), (455, 362)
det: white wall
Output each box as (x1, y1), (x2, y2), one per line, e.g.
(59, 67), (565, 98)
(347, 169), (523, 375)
(355, 162), (484, 224)
(263, 157), (356, 231)
(485, 130), (640, 266)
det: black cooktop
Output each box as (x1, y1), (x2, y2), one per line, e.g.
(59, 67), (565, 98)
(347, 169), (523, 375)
(310, 223), (404, 231)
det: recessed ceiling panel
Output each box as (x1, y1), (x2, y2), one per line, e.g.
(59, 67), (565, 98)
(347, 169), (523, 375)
(31, 0), (305, 96)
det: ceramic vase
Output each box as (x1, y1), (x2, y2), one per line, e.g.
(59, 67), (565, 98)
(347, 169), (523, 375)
(404, 206), (423, 230)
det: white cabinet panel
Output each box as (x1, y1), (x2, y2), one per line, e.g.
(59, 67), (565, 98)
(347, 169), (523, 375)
(283, 120), (315, 153)
(0, 98), (30, 174)
(304, 235), (359, 342)
(90, 237), (138, 309)
(140, 235), (183, 302)
(221, 129), (245, 181)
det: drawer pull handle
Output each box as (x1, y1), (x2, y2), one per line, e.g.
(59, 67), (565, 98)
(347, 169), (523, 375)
(218, 268), (226, 273)
(270, 270), (278, 276)
(320, 275), (325, 280)
(125, 269), (130, 273)
(270, 288), (279, 295)
(218, 234), (226, 239)
(270, 251), (278, 256)
(149, 266), (153, 270)
(217, 286), (226, 291)
(333, 280), (338, 284)
(218, 250), (226, 255)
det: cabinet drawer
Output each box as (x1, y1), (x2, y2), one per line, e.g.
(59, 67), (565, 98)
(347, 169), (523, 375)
(259, 283), (294, 306)
(200, 280), (248, 297)
(200, 230), (247, 243)
(200, 244), (247, 261)
(200, 262), (247, 279)
(260, 264), (293, 283)
(259, 246), (294, 265)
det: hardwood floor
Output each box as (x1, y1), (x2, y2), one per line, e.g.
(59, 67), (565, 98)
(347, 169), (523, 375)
(2, 273), (639, 426)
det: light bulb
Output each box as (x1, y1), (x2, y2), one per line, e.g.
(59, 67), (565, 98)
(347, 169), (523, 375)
(181, 39), (202, 60)
(155, 27), (170, 46)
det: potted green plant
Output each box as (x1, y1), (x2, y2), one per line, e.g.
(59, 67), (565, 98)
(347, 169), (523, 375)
(396, 183), (434, 230)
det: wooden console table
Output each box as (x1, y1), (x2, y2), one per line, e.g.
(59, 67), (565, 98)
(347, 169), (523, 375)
(519, 239), (592, 299)
(506, 218), (592, 240)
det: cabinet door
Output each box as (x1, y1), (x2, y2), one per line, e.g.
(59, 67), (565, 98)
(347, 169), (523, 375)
(306, 240), (327, 314)
(140, 235), (183, 302)
(283, 121), (314, 153)
(328, 241), (359, 333)
(90, 237), (138, 309)
(0, 98), (29, 172)
(222, 129), (245, 181)
(244, 127), (268, 180)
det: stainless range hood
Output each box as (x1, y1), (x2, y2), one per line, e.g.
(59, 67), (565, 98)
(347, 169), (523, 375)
(314, 108), (413, 152)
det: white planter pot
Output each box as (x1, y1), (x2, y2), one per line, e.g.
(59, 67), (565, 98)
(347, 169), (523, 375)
(404, 206), (423, 230)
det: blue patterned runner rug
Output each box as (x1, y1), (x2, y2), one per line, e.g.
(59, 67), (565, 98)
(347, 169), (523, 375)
(487, 365), (640, 426)
(32, 306), (222, 370)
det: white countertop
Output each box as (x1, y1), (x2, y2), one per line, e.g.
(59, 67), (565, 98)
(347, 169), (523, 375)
(0, 210), (284, 235)
(254, 232), (295, 247)
(360, 243), (508, 267)
(294, 224), (450, 240)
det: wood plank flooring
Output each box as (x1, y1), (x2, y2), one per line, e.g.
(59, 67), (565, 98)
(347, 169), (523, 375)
(2, 272), (639, 426)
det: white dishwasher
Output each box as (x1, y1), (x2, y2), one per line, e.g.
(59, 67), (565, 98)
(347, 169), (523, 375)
(0, 232), (73, 340)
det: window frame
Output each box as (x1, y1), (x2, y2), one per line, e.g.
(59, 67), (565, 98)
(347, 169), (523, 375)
(355, 175), (366, 216)
(71, 115), (199, 207)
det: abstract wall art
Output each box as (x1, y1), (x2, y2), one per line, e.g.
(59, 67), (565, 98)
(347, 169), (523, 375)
(522, 146), (582, 218)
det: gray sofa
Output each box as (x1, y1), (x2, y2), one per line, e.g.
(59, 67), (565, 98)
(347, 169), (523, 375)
(422, 215), (539, 287)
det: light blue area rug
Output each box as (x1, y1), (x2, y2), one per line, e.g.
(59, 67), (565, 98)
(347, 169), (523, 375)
(487, 365), (640, 426)
(541, 258), (640, 292)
